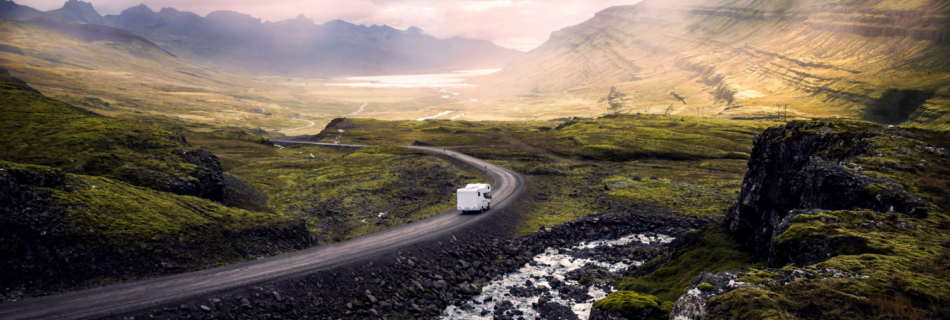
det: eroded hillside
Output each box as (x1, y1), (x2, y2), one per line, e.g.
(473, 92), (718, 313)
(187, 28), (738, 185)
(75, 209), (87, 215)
(480, 0), (950, 129)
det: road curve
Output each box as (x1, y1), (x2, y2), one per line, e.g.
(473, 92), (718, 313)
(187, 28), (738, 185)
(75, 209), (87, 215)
(277, 118), (316, 133)
(0, 142), (526, 320)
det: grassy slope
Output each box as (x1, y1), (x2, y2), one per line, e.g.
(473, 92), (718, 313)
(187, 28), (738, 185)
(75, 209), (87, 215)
(306, 116), (777, 233)
(0, 81), (210, 193)
(477, 0), (950, 129)
(0, 81), (307, 296)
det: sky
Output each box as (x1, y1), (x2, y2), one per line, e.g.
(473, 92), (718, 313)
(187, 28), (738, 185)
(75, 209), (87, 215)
(18, 0), (641, 51)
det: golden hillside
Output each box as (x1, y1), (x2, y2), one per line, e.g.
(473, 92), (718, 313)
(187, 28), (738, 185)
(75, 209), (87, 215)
(479, 0), (950, 129)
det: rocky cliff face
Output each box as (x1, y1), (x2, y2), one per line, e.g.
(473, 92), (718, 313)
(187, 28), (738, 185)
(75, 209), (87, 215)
(479, 0), (950, 129)
(726, 120), (944, 267)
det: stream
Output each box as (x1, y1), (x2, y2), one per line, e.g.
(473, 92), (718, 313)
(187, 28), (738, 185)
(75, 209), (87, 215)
(442, 233), (674, 320)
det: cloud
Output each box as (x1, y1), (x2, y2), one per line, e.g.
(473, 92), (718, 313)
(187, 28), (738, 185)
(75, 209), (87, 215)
(17, 0), (641, 51)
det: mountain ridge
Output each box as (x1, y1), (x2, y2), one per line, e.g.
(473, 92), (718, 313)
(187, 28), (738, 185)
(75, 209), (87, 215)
(0, 0), (522, 77)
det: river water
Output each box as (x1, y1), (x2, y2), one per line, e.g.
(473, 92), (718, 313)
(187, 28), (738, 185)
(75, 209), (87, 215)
(326, 69), (499, 88)
(442, 233), (674, 320)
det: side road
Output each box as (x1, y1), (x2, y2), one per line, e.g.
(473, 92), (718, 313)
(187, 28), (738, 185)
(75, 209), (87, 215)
(0, 142), (526, 320)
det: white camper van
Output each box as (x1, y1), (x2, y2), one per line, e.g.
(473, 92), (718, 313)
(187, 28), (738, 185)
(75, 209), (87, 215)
(457, 183), (492, 212)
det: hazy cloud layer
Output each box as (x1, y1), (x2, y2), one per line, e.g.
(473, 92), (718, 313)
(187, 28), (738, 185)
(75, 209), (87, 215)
(19, 0), (640, 51)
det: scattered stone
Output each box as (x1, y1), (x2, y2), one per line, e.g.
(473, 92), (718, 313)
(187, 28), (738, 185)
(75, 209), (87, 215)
(538, 301), (578, 320)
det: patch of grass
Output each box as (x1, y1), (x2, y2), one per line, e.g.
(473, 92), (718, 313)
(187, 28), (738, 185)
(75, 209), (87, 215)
(604, 164), (741, 217)
(707, 288), (789, 320)
(313, 115), (775, 161)
(0, 82), (212, 194)
(228, 144), (492, 244)
(54, 169), (286, 250)
(619, 227), (764, 313)
(182, 130), (277, 171)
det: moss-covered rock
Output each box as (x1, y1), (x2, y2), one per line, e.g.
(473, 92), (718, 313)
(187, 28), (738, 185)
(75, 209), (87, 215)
(592, 291), (661, 320)
(726, 120), (933, 263)
(715, 120), (950, 317)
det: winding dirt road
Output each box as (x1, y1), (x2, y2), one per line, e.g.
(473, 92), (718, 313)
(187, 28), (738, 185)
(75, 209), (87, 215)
(0, 142), (525, 320)
(277, 118), (316, 133)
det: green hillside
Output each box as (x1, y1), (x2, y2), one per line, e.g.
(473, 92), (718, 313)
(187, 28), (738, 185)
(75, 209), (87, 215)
(0, 74), (224, 199)
(0, 74), (309, 296)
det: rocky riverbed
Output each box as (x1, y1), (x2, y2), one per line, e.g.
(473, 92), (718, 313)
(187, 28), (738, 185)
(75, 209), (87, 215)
(110, 209), (715, 319)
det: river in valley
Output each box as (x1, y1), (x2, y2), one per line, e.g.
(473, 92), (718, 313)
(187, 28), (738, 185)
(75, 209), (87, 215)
(327, 69), (499, 88)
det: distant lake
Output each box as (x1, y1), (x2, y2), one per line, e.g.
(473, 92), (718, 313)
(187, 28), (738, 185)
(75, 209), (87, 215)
(327, 69), (499, 88)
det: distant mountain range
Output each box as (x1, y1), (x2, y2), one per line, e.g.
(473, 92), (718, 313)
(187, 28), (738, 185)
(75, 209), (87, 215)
(0, 0), (522, 76)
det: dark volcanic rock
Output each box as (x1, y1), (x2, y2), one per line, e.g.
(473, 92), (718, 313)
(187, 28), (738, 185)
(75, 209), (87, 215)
(509, 284), (548, 297)
(726, 121), (927, 266)
(538, 301), (579, 320)
(107, 198), (714, 319)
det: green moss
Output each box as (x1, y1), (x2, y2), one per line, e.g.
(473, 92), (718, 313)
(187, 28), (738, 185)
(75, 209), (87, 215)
(737, 269), (781, 285)
(593, 291), (661, 319)
(708, 288), (788, 320)
(56, 174), (284, 249)
(698, 283), (716, 291)
(0, 82), (207, 193)
(604, 172), (740, 217)
(863, 183), (888, 196)
(619, 227), (764, 317)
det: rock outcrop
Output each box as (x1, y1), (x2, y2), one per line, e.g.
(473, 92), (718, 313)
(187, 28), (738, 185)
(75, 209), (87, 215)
(726, 120), (930, 266)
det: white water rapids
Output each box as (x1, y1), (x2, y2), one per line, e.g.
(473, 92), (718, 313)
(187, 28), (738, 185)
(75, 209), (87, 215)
(442, 233), (674, 320)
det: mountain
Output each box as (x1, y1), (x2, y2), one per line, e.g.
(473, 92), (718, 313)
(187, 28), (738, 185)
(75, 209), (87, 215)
(479, 0), (950, 129)
(0, 0), (46, 20)
(0, 1), (521, 77)
(46, 0), (104, 24)
(98, 5), (522, 77)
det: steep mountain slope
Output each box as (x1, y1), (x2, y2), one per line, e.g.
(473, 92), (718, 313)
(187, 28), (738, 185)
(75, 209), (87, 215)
(479, 0), (950, 129)
(46, 0), (104, 24)
(100, 5), (522, 77)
